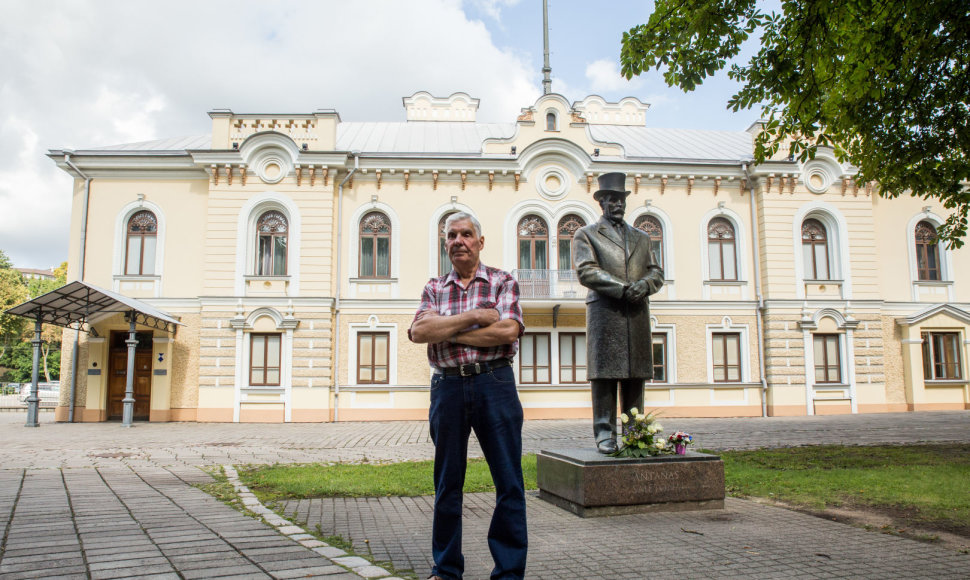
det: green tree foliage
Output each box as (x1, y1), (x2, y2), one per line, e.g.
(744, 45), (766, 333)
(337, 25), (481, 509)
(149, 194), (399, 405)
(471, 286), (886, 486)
(621, 0), (970, 245)
(0, 252), (67, 381)
(0, 251), (28, 360)
(0, 340), (60, 383)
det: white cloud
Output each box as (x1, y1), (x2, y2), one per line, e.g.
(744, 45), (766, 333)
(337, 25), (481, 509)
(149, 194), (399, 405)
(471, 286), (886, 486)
(468, 0), (522, 21)
(0, 117), (71, 270)
(0, 0), (539, 267)
(584, 59), (643, 93)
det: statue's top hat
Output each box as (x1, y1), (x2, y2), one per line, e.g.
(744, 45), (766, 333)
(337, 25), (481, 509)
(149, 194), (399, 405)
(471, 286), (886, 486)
(593, 172), (631, 201)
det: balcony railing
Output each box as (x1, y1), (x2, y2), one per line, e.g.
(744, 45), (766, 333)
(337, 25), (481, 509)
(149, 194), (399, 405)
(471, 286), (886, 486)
(512, 269), (585, 300)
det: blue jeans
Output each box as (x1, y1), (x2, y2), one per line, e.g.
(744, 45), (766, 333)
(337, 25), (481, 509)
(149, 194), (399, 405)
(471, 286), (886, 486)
(429, 364), (527, 580)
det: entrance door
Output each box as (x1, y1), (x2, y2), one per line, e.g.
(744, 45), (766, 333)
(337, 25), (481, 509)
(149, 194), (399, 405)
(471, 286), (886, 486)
(107, 331), (154, 420)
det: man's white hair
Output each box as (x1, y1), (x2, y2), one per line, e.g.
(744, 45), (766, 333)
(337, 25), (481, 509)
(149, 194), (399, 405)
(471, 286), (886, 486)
(444, 211), (482, 238)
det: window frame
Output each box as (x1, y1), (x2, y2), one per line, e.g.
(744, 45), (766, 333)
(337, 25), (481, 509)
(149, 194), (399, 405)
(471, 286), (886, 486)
(254, 210), (289, 276)
(649, 332), (668, 383)
(437, 212), (456, 276)
(556, 214), (585, 272)
(519, 332), (552, 384)
(249, 333), (282, 387)
(357, 331), (390, 385)
(558, 332), (587, 384)
(517, 215), (549, 271)
(635, 214), (664, 270)
(915, 220), (942, 282)
(921, 331), (963, 380)
(711, 332), (742, 383)
(707, 217), (738, 281)
(124, 210), (158, 276)
(359, 211), (392, 279)
(801, 218), (830, 280)
(813, 333), (842, 384)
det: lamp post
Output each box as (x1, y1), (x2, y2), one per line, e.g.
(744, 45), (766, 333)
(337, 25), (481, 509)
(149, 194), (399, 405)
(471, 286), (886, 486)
(24, 317), (42, 428)
(121, 311), (137, 427)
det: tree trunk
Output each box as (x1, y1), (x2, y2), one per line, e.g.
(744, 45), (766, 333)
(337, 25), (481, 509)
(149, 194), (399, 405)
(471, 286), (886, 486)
(41, 343), (50, 383)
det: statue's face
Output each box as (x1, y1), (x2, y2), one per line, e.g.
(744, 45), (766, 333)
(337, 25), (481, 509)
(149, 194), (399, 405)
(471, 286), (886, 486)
(599, 192), (626, 223)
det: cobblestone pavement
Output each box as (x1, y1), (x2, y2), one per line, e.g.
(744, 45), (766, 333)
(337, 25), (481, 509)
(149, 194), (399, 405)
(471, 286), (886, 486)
(1, 411), (968, 578)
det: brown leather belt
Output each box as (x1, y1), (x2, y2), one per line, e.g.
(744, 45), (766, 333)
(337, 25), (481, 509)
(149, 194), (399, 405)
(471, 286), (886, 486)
(437, 358), (512, 377)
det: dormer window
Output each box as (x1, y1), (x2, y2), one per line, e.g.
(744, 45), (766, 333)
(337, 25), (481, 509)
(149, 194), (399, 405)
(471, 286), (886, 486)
(546, 111), (558, 131)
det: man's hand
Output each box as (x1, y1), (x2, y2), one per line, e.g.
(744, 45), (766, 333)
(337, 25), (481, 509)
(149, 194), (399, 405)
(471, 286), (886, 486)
(409, 307), (501, 344)
(472, 307), (500, 327)
(623, 279), (649, 303)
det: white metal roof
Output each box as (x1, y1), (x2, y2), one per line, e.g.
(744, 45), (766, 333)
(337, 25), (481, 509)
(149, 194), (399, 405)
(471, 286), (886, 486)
(336, 122), (517, 154)
(588, 126), (753, 161)
(86, 135), (211, 152)
(66, 124), (753, 161)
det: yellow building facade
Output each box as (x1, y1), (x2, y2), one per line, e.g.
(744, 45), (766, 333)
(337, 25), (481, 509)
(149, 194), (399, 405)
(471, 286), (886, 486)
(49, 92), (970, 422)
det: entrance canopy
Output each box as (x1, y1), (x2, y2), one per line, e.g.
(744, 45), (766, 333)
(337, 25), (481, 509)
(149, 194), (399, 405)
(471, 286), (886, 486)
(6, 281), (183, 427)
(6, 280), (182, 334)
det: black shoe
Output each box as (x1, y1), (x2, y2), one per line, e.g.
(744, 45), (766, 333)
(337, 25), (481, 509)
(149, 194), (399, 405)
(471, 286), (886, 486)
(596, 439), (618, 454)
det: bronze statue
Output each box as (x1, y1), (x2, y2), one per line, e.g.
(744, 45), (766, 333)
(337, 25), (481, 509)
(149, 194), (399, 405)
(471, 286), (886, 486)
(573, 172), (665, 454)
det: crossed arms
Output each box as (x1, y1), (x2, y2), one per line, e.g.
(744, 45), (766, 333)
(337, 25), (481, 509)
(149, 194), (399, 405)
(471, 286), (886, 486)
(409, 308), (520, 346)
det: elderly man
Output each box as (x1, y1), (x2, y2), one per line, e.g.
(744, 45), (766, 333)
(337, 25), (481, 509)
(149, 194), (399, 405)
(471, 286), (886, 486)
(409, 211), (528, 580)
(573, 172), (665, 454)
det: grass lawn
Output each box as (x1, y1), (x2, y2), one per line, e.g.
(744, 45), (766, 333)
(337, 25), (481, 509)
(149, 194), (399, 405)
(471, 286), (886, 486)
(720, 443), (970, 536)
(238, 444), (970, 539)
(239, 455), (538, 501)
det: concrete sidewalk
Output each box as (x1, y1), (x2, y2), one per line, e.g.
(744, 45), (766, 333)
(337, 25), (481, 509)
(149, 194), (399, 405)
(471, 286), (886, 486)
(1, 411), (968, 578)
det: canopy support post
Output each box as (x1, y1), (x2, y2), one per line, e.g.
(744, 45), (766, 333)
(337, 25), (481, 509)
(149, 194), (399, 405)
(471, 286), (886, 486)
(121, 312), (137, 427)
(25, 317), (43, 428)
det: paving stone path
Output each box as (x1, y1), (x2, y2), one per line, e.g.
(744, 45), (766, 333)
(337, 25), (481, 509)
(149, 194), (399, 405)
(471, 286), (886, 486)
(0, 411), (968, 578)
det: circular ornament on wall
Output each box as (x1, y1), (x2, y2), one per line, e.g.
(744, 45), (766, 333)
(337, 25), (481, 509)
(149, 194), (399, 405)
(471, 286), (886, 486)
(802, 159), (839, 194)
(534, 166), (570, 200)
(255, 153), (289, 184)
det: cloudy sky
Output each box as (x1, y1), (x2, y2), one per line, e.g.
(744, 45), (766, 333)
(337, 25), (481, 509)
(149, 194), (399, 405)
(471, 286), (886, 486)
(0, 0), (758, 269)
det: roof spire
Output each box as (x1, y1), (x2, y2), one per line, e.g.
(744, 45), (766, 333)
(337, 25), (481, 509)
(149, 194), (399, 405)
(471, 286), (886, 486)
(542, 0), (552, 94)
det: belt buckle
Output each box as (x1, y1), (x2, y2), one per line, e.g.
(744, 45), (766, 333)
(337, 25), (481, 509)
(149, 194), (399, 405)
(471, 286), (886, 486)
(459, 362), (482, 377)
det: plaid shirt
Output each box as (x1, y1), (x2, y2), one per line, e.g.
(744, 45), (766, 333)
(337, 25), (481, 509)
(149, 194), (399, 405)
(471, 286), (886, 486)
(409, 263), (523, 370)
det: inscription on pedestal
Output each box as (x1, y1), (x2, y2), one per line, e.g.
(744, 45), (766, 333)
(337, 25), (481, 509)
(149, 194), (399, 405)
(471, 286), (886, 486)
(537, 448), (726, 517)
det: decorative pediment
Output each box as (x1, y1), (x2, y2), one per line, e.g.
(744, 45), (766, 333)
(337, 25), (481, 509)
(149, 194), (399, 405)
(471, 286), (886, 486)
(896, 303), (970, 327)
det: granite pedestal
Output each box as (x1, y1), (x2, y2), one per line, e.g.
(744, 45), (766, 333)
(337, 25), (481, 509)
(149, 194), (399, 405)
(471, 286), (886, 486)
(536, 448), (725, 517)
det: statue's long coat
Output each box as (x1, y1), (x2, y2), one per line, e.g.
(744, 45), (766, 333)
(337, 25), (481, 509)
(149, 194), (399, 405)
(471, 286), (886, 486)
(573, 217), (665, 379)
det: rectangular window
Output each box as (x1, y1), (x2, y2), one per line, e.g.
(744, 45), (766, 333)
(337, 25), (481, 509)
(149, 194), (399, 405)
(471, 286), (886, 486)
(520, 332), (551, 384)
(813, 334), (842, 383)
(250, 333), (281, 386)
(125, 236), (156, 275)
(650, 333), (667, 382)
(360, 237), (374, 277)
(439, 237), (450, 276)
(712, 332), (741, 382)
(803, 242), (830, 279)
(921, 332), (962, 380)
(125, 236), (142, 275)
(357, 332), (389, 384)
(558, 333), (587, 383)
(558, 242), (572, 271)
(709, 240), (737, 281)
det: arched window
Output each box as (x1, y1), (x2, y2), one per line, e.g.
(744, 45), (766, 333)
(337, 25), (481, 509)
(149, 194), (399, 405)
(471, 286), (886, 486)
(360, 211), (391, 278)
(255, 211), (288, 276)
(546, 111), (558, 131)
(801, 218), (830, 280)
(707, 217), (737, 281)
(517, 215), (548, 270)
(438, 212), (455, 276)
(125, 210), (157, 275)
(635, 215), (664, 269)
(557, 214), (585, 270)
(915, 220), (941, 281)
